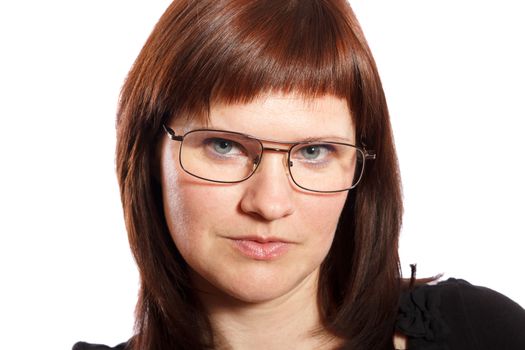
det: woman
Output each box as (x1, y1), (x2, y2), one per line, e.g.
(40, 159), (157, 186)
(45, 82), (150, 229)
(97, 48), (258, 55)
(74, 0), (525, 349)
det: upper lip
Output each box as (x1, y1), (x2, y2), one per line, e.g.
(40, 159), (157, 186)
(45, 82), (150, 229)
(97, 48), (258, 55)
(227, 235), (294, 244)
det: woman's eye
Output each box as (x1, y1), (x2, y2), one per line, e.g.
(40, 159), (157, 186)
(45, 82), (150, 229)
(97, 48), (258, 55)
(297, 144), (333, 161)
(213, 139), (233, 154)
(206, 138), (244, 156)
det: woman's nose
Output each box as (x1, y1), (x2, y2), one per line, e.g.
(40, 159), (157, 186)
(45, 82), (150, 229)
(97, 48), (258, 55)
(239, 151), (295, 221)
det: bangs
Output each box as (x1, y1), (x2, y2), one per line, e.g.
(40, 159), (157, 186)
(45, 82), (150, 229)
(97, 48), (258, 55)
(208, 1), (357, 104)
(148, 0), (370, 121)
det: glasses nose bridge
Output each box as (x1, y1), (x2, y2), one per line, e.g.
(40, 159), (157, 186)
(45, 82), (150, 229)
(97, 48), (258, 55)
(254, 145), (292, 174)
(262, 146), (289, 154)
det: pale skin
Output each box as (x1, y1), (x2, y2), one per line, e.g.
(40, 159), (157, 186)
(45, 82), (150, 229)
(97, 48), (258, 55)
(159, 93), (408, 349)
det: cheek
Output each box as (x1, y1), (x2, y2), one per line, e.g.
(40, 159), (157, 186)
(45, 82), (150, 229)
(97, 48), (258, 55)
(296, 192), (348, 262)
(160, 143), (199, 254)
(300, 193), (347, 237)
(162, 180), (213, 251)
(160, 154), (241, 259)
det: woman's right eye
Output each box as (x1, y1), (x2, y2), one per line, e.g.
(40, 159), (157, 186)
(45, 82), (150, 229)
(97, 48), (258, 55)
(204, 138), (244, 156)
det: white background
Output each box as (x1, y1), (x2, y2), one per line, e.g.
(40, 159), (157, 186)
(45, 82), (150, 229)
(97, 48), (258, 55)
(0, 1), (523, 349)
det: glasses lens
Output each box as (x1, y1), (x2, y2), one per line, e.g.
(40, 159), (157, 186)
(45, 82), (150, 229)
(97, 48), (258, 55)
(180, 130), (262, 182)
(288, 142), (364, 192)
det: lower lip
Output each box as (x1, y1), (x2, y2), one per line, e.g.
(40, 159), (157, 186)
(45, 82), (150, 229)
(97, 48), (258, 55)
(231, 239), (291, 260)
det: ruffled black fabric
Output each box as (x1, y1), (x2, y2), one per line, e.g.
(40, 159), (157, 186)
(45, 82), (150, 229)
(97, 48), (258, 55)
(396, 281), (450, 350)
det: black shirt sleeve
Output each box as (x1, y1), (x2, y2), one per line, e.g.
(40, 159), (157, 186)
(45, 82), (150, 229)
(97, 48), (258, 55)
(398, 278), (525, 350)
(438, 278), (525, 349)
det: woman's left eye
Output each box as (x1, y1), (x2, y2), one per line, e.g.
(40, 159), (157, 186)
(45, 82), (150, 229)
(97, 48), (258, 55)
(296, 144), (334, 161)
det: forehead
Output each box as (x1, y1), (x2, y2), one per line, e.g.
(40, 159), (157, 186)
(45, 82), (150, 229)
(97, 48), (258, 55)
(176, 93), (355, 143)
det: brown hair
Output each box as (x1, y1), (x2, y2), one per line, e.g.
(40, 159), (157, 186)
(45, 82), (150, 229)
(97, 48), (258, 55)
(116, 1), (403, 349)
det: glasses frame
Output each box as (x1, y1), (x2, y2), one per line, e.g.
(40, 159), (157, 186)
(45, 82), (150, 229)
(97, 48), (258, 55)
(163, 124), (376, 193)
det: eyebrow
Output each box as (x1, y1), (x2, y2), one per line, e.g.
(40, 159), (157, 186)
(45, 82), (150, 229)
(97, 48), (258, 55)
(301, 135), (354, 143)
(181, 124), (354, 144)
(248, 134), (355, 145)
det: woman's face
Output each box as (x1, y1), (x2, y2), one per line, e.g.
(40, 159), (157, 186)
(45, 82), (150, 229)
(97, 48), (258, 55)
(159, 93), (353, 304)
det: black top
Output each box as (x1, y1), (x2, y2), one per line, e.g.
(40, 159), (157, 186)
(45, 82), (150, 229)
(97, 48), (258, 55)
(396, 278), (525, 349)
(73, 278), (525, 350)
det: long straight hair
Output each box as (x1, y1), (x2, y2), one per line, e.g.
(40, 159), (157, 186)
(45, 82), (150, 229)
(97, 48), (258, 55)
(116, 1), (403, 349)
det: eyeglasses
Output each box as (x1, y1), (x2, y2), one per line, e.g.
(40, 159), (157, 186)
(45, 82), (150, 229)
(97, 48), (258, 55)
(163, 125), (376, 193)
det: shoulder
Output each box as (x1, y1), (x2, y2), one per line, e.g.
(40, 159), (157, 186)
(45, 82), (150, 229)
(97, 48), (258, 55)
(396, 278), (525, 349)
(72, 341), (128, 350)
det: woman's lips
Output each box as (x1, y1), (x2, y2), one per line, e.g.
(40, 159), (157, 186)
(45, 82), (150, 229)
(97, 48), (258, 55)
(230, 237), (291, 260)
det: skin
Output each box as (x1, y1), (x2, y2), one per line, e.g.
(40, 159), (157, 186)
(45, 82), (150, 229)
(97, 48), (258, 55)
(159, 93), (355, 349)
(394, 333), (408, 349)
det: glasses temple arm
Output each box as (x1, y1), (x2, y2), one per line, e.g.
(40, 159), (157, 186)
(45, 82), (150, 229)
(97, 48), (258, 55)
(364, 150), (376, 160)
(163, 124), (183, 141)
(360, 139), (377, 160)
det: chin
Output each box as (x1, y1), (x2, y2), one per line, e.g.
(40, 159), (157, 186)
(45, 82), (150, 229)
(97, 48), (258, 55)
(224, 284), (295, 304)
(193, 265), (320, 305)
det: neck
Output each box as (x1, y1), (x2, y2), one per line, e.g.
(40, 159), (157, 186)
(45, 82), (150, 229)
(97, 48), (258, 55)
(197, 270), (341, 350)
